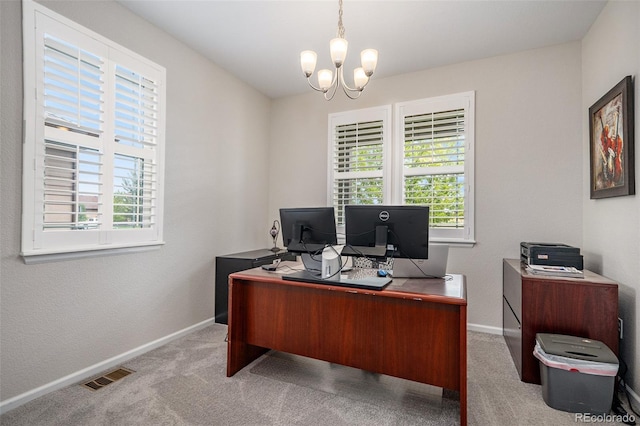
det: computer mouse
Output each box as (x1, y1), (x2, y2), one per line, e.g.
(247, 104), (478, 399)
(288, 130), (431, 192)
(377, 269), (388, 277)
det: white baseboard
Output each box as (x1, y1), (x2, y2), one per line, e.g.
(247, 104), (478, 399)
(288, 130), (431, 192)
(625, 383), (640, 410)
(0, 318), (216, 415)
(468, 323), (503, 335)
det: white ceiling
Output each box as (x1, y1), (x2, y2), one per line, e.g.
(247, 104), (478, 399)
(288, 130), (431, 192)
(117, 0), (606, 99)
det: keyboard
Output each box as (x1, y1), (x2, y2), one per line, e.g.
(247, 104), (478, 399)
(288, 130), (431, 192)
(283, 268), (391, 290)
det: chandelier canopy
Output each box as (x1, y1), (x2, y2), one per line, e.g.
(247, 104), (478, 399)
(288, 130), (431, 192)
(300, 0), (378, 100)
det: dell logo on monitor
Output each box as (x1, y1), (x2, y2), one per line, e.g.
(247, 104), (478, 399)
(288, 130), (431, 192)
(379, 211), (390, 221)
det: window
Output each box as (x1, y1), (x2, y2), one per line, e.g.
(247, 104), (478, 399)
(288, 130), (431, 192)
(328, 106), (392, 227)
(328, 92), (475, 244)
(22, 0), (166, 259)
(395, 93), (475, 242)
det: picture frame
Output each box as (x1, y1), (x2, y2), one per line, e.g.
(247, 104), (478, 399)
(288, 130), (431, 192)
(589, 75), (635, 199)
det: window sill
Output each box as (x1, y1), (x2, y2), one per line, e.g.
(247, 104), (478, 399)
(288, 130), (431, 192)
(430, 238), (476, 248)
(21, 242), (165, 264)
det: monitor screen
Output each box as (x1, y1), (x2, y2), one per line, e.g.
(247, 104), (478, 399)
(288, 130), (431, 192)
(280, 207), (338, 254)
(342, 205), (429, 259)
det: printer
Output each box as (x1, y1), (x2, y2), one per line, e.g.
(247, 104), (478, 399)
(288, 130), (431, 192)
(520, 242), (584, 270)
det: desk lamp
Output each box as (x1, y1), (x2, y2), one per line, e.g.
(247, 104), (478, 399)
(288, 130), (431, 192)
(269, 220), (281, 252)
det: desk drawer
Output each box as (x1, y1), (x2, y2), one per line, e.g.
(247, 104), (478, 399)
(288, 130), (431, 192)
(503, 296), (522, 377)
(503, 259), (522, 320)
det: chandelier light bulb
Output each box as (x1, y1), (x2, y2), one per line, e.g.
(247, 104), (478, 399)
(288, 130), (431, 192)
(353, 67), (368, 90)
(300, 50), (318, 77)
(318, 69), (333, 91)
(361, 49), (378, 77)
(329, 38), (348, 68)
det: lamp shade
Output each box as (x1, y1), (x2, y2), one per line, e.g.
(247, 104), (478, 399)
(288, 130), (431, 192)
(329, 38), (348, 68)
(353, 67), (368, 90)
(318, 69), (333, 91)
(300, 50), (317, 77)
(361, 49), (378, 76)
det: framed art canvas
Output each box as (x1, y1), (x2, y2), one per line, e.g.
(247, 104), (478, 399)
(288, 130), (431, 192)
(589, 75), (635, 199)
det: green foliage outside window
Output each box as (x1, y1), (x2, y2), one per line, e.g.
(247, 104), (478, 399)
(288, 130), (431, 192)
(113, 173), (143, 228)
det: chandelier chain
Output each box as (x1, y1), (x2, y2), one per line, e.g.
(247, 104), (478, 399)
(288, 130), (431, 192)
(337, 0), (345, 38)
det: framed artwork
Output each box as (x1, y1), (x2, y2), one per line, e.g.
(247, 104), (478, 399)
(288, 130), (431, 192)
(589, 75), (635, 199)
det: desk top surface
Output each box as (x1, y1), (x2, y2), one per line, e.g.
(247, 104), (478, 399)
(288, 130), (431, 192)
(504, 258), (617, 286)
(230, 261), (466, 305)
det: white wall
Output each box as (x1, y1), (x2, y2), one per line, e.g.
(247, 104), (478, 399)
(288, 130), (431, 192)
(582, 0), (640, 395)
(269, 42), (584, 330)
(0, 0), (271, 403)
(4, 0), (632, 411)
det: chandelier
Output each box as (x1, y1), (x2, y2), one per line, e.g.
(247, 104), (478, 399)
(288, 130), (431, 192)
(300, 0), (378, 100)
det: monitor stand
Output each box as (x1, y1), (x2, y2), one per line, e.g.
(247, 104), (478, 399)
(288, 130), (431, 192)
(300, 252), (321, 273)
(341, 225), (388, 257)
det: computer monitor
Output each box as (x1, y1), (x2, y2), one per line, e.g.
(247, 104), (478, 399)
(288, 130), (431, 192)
(342, 205), (429, 259)
(279, 207), (338, 254)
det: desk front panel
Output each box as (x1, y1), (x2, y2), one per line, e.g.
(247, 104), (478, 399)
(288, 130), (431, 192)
(232, 277), (463, 391)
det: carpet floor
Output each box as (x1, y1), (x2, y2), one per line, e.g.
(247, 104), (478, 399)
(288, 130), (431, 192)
(0, 324), (629, 425)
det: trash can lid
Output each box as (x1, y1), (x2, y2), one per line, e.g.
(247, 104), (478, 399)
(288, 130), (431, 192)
(535, 333), (618, 364)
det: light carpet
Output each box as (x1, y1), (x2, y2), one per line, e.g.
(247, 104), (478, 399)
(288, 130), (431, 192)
(0, 324), (628, 425)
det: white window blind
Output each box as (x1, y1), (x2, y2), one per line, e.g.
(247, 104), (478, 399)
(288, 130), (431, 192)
(112, 64), (160, 229)
(403, 109), (466, 229)
(329, 107), (391, 226)
(396, 92), (475, 242)
(43, 34), (104, 136)
(43, 140), (102, 230)
(113, 154), (156, 228)
(22, 0), (166, 258)
(114, 65), (158, 150)
(41, 33), (105, 233)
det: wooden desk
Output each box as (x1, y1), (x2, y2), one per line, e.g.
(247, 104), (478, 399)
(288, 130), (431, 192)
(226, 264), (467, 425)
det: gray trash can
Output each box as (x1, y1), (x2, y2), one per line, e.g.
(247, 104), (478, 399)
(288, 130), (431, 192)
(534, 333), (618, 415)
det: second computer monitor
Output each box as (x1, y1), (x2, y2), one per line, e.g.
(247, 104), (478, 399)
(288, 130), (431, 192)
(280, 207), (338, 254)
(343, 205), (430, 259)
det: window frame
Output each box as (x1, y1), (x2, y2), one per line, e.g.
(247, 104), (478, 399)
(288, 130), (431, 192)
(21, 0), (166, 261)
(394, 92), (475, 243)
(327, 92), (475, 245)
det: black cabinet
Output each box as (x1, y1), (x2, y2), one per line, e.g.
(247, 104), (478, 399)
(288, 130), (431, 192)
(215, 249), (296, 324)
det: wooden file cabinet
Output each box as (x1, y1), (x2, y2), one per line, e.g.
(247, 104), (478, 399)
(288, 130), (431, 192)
(502, 258), (618, 384)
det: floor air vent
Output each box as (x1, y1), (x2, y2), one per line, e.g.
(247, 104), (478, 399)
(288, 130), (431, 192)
(82, 367), (134, 391)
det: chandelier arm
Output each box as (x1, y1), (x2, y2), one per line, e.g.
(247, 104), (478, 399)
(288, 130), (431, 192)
(337, 67), (367, 94)
(324, 77), (339, 101)
(306, 78), (326, 93)
(331, 68), (340, 90)
(341, 85), (363, 100)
